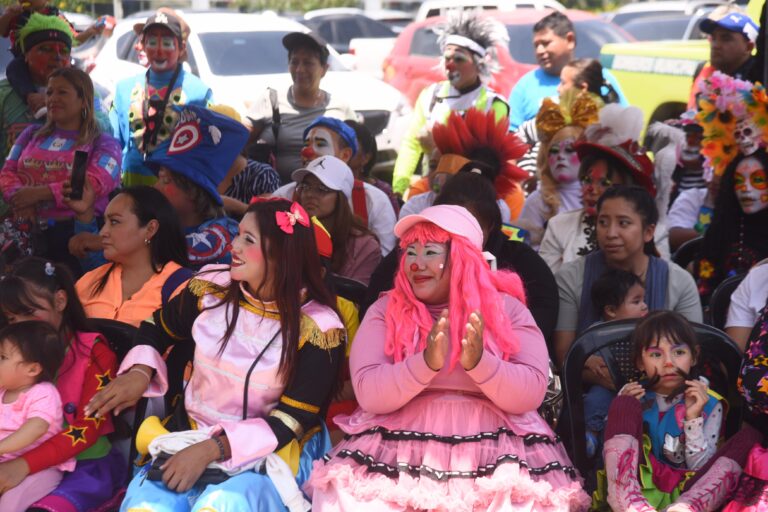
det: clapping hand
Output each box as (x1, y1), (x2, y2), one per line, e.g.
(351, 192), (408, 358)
(424, 309), (450, 371)
(460, 311), (484, 370)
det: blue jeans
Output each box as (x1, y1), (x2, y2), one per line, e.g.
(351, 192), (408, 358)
(584, 384), (616, 433)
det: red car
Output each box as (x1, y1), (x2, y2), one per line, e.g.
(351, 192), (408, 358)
(383, 9), (633, 106)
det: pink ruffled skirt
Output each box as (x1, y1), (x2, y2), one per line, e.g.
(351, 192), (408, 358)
(307, 392), (590, 511)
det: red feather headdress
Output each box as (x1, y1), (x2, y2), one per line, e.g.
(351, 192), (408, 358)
(432, 108), (529, 199)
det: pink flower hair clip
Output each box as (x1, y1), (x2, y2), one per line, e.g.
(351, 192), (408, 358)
(276, 202), (310, 234)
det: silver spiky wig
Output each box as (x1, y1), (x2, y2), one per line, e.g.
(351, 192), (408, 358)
(437, 9), (508, 79)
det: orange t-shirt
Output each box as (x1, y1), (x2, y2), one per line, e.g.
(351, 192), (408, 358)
(76, 262), (188, 327)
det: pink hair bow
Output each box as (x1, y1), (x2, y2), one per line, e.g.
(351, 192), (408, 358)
(276, 202), (310, 234)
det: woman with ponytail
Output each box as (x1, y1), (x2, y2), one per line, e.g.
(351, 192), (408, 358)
(309, 204), (589, 511)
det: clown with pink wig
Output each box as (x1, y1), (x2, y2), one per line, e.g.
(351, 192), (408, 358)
(308, 205), (589, 511)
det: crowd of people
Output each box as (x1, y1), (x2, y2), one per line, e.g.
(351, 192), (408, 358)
(0, 1), (765, 511)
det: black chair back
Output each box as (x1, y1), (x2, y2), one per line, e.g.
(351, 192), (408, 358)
(672, 236), (703, 269)
(707, 273), (747, 329)
(561, 319), (743, 476)
(331, 274), (368, 306)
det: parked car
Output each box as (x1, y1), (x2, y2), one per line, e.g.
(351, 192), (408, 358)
(620, 9), (714, 41)
(383, 9), (632, 106)
(302, 10), (397, 54)
(599, 0), (761, 132)
(414, 0), (565, 20)
(605, 0), (731, 27)
(89, 11), (412, 172)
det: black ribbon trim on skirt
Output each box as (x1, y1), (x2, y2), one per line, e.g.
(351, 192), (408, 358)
(326, 449), (579, 481)
(343, 426), (561, 446)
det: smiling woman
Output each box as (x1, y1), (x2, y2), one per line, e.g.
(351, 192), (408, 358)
(0, 67), (121, 274)
(308, 204), (590, 511)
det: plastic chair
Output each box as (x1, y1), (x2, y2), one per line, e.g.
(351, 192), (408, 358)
(331, 274), (368, 306)
(561, 319), (744, 476)
(672, 235), (703, 269)
(707, 273), (746, 330)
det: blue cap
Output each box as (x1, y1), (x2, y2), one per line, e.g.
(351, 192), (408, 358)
(700, 13), (759, 43)
(303, 116), (358, 156)
(146, 105), (248, 205)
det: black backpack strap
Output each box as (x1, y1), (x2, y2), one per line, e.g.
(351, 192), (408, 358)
(269, 87), (280, 142)
(161, 267), (194, 306)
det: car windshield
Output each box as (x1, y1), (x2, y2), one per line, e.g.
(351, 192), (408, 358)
(507, 20), (628, 64)
(622, 16), (690, 40)
(198, 31), (345, 76)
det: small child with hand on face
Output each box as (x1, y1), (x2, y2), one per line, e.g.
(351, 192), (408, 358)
(583, 268), (649, 458)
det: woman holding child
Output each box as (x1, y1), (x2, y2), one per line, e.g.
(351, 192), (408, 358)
(553, 186), (701, 383)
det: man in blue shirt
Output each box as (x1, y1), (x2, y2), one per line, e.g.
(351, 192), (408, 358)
(507, 11), (627, 131)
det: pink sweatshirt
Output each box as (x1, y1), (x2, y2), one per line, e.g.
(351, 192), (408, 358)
(351, 294), (549, 417)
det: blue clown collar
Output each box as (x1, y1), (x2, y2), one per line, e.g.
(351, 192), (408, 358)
(147, 106), (248, 205)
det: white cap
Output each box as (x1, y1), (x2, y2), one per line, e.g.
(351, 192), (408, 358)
(291, 156), (354, 199)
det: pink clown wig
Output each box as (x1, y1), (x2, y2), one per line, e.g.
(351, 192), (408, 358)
(384, 222), (527, 370)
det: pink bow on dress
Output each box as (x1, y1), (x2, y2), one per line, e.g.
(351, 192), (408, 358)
(275, 202), (310, 234)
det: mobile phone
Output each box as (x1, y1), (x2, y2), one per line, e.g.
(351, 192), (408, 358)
(69, 150), (88, 201)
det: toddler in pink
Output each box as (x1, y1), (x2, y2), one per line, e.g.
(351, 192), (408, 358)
(0, 320), (74, 512)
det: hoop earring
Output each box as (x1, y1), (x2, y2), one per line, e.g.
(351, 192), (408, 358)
(81, 109), (86, 120)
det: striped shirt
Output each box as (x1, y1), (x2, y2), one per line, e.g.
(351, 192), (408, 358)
(225, 159), (281, 203)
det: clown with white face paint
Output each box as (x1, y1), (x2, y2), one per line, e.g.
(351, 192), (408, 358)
(271, 116), (397, 256)
(300, 117), (357, 166)
(109, 10), (213, 187)
(518, 90), (603, 249)
(391, 10), (510, 196)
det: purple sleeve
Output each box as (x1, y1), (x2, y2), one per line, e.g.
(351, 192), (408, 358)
(465, 295), (549, 414)
(349, 297), (439, 414)
(0, 125), (36, 201)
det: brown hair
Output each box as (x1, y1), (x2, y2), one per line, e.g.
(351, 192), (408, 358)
(322, 191), (376, 274)
(207, 199), (339, 382)
(630, 311), (700, 369)
(37, 68), (100, 145)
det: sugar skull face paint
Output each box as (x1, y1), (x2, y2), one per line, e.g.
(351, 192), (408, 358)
(734, 156), (768, 214)
(548, 137), (580, 184)
(143, 27), (180, 73)
(734, 118), (761, 156)
(301, 127), (338, 166)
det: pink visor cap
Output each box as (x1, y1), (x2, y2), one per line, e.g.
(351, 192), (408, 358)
(394, 204), (484, 250)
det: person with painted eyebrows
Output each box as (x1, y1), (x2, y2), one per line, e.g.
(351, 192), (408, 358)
(110, 10), (212, 187)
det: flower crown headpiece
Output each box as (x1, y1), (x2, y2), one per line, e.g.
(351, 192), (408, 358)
(535, 90), (604, 143)
(696, 72), (768, 176)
